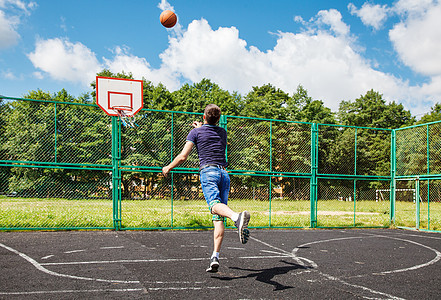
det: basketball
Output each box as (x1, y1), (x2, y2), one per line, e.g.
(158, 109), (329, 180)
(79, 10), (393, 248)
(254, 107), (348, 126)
(160, 10), (177, 28)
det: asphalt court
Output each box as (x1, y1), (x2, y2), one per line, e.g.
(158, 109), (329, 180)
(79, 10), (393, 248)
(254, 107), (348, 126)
(0, 229), (440, 299)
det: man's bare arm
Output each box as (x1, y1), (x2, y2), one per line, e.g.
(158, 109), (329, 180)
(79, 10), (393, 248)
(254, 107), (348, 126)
(162, 141), (194, 177)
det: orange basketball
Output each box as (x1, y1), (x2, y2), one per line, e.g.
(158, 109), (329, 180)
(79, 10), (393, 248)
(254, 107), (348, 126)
(160, 10), (177, 28)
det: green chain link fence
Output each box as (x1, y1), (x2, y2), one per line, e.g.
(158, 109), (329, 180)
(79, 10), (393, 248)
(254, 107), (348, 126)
(394, 121), (441, 231)
(0, 96), (440, 232)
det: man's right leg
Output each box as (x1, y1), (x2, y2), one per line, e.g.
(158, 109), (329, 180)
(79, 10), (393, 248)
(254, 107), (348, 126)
(202, 167), (250, 245)
(211, 203), (235, 219)
(212, 203), (250, 244)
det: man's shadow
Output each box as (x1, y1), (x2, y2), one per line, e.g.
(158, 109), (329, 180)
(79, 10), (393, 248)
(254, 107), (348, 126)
(212, 260), (310, 291)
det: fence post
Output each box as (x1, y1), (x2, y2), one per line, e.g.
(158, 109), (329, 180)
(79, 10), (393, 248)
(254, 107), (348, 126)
(415, 177), (420, 230)
(390, 129), (396, 224)
(54, 103), (58, 163)
(170, 113), (174, 228)
(269, 121), (273, 227)
(310, 123), (318, 228)
(111, 116), (122, 230)
(219, 115), (228, 162)
(354, 128), (357, 175)
(426, 125), (430, 230)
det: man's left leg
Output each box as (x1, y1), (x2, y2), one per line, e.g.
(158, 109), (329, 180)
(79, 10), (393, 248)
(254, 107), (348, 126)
(206, 220), (224, 273)
(213, 220), (224, 252)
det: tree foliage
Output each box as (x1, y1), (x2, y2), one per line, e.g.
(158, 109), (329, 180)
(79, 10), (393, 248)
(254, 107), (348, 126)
(338, 89), (414, 128)
(1, 69), (438, 199)
(417, 103), (441, 124)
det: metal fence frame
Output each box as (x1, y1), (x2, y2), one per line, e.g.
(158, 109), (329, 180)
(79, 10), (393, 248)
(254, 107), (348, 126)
(0, 96), (440, 232)
(393, 121), (441, 232)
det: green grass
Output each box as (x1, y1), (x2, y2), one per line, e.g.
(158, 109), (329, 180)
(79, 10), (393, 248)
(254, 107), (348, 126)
(1, 196), (440, 231)
(395, 200), (441, 231)
(0, 198), (114, 228)
(316, 199), (391, 228)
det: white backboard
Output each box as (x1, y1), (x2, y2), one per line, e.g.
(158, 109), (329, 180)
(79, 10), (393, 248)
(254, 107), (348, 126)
(96, 76), (143, 116)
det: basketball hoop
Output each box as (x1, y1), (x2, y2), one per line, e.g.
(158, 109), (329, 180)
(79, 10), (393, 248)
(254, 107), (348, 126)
(113, 105), (137, 128)
(96, 76), (143, 124)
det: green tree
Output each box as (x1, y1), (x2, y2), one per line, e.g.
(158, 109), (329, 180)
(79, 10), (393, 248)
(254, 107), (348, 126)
(330, 90), (414, 177)
(0, 97), (11, 193)
(172, 78), (241, 115)
(1, 89), (111, 197)
(298, 100), (335, 124)
(417, 103), (441, 124)
(90, 69), (135, 98)
(338, 89), (414, 128)
(397, 102), (441, 177)
(143, 81), (174, 110)
(241, 84), (290, 120)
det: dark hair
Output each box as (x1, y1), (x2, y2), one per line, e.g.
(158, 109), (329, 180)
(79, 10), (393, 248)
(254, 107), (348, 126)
(204, 104), (221, 125)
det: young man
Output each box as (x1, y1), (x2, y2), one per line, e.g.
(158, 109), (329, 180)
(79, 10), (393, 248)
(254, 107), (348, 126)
(162, 104), (250, 273)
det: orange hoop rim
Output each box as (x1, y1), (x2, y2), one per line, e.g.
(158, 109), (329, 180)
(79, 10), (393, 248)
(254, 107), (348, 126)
(113, 106), (135, 117)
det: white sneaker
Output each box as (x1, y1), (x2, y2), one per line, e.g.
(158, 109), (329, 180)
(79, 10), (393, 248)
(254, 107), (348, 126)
(234, 211), (250, 244)
(206, 257), (219, 273)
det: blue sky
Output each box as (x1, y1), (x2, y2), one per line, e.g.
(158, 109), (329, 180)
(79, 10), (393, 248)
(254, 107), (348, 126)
(1, 0), (441, 117)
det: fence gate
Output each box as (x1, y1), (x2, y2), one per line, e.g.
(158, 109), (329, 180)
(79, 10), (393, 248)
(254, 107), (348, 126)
(394, 179), (421, 229)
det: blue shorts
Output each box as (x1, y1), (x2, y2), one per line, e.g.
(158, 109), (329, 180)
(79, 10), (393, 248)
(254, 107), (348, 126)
(200, 166), (230, 222)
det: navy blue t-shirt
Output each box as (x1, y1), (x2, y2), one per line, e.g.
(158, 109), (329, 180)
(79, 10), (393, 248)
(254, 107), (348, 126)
(186, 124), (227, 168)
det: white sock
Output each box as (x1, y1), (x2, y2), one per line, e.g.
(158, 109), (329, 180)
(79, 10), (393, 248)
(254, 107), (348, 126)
(211, 251), (219, 259)
(231, 213), (239, 222)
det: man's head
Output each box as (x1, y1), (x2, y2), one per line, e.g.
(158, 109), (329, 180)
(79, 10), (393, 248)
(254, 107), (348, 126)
(204, 104), (221, 125)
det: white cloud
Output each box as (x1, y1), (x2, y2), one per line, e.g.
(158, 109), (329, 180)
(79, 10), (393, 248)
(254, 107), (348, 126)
(0, 0), (36, 49)
(27, 38), (101, 85)
(103, 46), (180, 90)
(157, 0), (173, 12)
(393, 0), (434, 16)
(344, 0), (441, 114)
(317, 9), (350, 36)
(2, 69), (16, 79)
(32, 71), (43, 79)
(160, 19), (268, 93)
(27, 39), (180, 90)
(388, 0), (441, 112)
(5, 0), (36, 15)
(158, 17), (419, 113)
(0, 10), (19, 49)
(26, 5), (441, 117)
(348, 2), (390, 30)
(389, 1), (441, 76)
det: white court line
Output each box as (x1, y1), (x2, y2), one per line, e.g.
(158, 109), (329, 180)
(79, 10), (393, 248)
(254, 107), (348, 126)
(148, 286), (230, 291)
(391, 231), (441, 240)
(226, 246), (246, 250)
(41, 257), (208, 265)
(0, 286), (230, 296)
(252, 234), (407, 299)
(318, 272), (406, 300)
(250, 236), (318, 268)
(0, 242), (140, 284)
(144, 281), (205, 284)
(292, 236), (370, 257)
(64, 249), (86, 254)
(41, 255), (289, 266)
(293, 233), (441, 275)
(362, 233), (441, 275)
(0, 288), (144, 296)
(100, 246), (125, 249)
(238, 255), (293, 259)
(41, 255), (54, 260)
(260, 249), (288, 255)
(289, 232), (441, 298)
